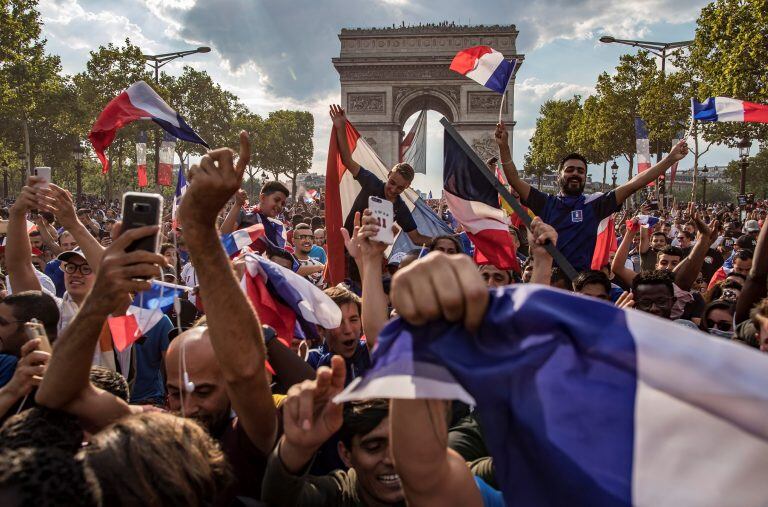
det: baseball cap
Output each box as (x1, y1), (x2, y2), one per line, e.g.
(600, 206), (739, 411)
(744, 219), (760, 233)
(736, 235), (757, 250)
(57, 248), (87, 263)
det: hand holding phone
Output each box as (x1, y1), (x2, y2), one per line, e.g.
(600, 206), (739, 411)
(368, 196), (394, 245)
(32, 167), (51, 189)
(121, 192), (163, 254)
(24, 319), (52, 353)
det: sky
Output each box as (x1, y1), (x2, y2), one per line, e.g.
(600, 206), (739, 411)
(37, 0), (740, 195)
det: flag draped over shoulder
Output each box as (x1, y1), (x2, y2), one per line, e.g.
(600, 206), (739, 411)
(107, 282), (185, 351)
(325, 121), (452, 284)
(442, 130), (518, 271)
(337, 285), (768, 506)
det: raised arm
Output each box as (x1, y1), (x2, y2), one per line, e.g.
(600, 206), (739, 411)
(35, 226), (164, 432)
(528, 218), (556, 286)
(673, 216), (713, 292)
(495, 122), (530, 202)
(38, 185), (105, 272)
(406, 229), (434, 248)
(615, 140), (688, 205)
(329, 105), (361, 177)
(357, 210), (390, 350)
(7, 178), (43, 292)
(611, 220), (639, 287)
(391, 399), (483, 507)
(178, 132), (277, 455)
(219, 189), (247, 235)
(263, 326), (316, 390)
(736, 219), (768, 324)
(639, 224), (650, 254)
(36, 216), (62, 255)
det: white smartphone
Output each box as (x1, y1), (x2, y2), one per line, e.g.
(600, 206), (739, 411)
(32, 167), (51, 188)
(368, 196), (394, 245)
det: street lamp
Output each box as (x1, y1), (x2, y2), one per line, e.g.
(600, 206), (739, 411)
(17, 153), (27, 195)
(701, 165), (708, 204)
(611, 161), (619, 189)
(600, 35), (693, 165)
(72, 141), (85, 205)
(141, 46), (211, 188)
(738, 136), (751, 195)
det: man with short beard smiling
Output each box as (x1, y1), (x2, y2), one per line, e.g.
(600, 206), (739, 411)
(494, 122), (689, 271)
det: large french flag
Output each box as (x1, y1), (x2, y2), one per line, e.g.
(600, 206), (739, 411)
(88, 81), (208, 173)
(693, 96), (768, 123)
(450, 46), (517, 94)
(325, 120), (452, 284)
(242, 254), (341, 343)
(590, 215), (617, 270)
(171, 165), (187, 230)
(338, 284), (768, 506)
(443, 131), (518, 271)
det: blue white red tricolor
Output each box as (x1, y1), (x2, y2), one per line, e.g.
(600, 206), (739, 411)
(88, 81), (208, 173)
(337, 284), (768, 506)
(220, 223), (267, 257)
(442, 130), (519, 271)
(450, 46), (517, 94)
(692, 96), (768, 123)
(634, 117), (651, 175)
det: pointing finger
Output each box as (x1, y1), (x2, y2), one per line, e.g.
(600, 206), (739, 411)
(235, 131), (251, 177)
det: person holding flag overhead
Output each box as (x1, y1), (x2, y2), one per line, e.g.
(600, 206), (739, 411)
(329, 105), (433, 247)
(493, 121), (690, 272)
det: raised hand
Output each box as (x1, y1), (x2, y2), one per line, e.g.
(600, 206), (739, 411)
(329, 104), (347, 129)
(88, 224), (168, 314)
(494, 122), (509, 147)
(527, 217), (557, 258)
(37, 184), (78, 228)
(668, 140), (689, 162)
(340, 211), (363, 260)
(280, 356), (346, 472)
(392, 252), (489, 332)
(358, 209), (392, 260)
(4, 338), (50, 399)
(616, 291), (635, 309)
(10, 176), (44, 215)
(234, 189), (248, 208)
(180, 131), (250, 230)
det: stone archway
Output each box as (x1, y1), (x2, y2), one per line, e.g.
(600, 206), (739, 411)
(333, 24), (524, 169)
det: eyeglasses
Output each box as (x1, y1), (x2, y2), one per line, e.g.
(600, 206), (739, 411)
(294, 234), (314, 240)
(706, 319), (732, 332)
(62, 263), (93, 275)
(635, 296), (673, 310)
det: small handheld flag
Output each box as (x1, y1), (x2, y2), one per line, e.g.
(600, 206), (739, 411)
(692, 97), (768, 123)
(450, 46), (518, 122)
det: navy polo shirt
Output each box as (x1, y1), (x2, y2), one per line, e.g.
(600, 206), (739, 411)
(523, 188), (621, 273)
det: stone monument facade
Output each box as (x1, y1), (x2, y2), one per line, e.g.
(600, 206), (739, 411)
(333, 24), (524, 170)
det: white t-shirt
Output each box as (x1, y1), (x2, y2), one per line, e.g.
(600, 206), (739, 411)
(180, 262), (198, 305)
(297, 257), (325, 288)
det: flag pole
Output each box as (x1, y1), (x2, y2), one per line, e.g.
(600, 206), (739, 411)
(440, 117), (578, 281)
(497, 60), (517, 125)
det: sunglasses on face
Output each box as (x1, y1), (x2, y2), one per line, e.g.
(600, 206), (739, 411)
(294, 234), (314, 240)
(635, 296), (673, 310)
(706, 319), (732, 332)
(62, 263), (93, 275)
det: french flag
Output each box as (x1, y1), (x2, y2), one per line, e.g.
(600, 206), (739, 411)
(450, 46), (517, 94)
(107, 281), (185, 351)
(171, 166), (187, 230)
(591, 215), (617, 270)
(242, 254), (341, 343)
(88, 81), (208, 173)
(635, 117), (652, 176)
(337, 284), (768, 505)
(693, 96), (768, 123)
(636, 214), (660, 228)
(325, 120), (452, 284)
(220, 223), (267, 257)
(443, 130), (519, 271)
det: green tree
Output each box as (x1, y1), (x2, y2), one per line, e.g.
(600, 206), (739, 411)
(688, 0), (768, 146)
(258, 110), (314, 200)
(568, 95), (620, 190)
(526, 96), (582, 186)
(231, 112), (264, 197)
(725, 148), (768, 199)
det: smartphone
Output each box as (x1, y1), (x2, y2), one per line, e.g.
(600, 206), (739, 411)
(368, 196), (394, 245)
(32, 167), (51, 189)
(24, 318), (52, 354)
(121, 192), (163, 253)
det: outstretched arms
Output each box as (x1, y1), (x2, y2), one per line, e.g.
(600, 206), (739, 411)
(495, 122), (530, 202)
(615, 140), (688, 205)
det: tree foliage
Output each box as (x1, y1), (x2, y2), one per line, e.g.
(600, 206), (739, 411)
(526, 96), (582, 179)
(255, 110), (314, 199)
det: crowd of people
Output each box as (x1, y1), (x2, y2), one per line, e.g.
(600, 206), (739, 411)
(0, 105), (765, 506)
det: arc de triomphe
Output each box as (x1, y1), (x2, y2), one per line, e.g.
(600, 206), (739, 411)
(333, 24), (524, 169)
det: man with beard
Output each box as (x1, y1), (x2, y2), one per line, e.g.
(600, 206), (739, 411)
(37, 133), (279, 504)
(494, 122), (689, 271)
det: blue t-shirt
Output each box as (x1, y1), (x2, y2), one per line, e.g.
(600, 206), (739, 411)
(0, 354), (18, 388)
(309, 245), (327, 264)
(44, 259), (66, 297)
(306, 340), (371, 386)
(130, 315), (173, 403)
(474, 476), (505, 507)
(523, 189), (621, 273)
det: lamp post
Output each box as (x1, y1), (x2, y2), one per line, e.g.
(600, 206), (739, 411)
(17, 153), (26, 195)
(611, 161), (619, 189)
(141, 46), (211, 188)
(738, 136), (751, 195)
(599, 36), (693, 167)
(72, 141), (85, 205)
(701, 165), (708, 204)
